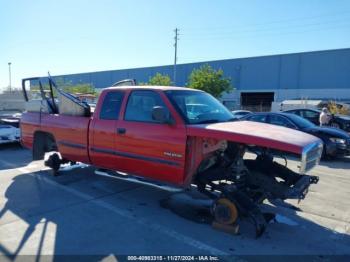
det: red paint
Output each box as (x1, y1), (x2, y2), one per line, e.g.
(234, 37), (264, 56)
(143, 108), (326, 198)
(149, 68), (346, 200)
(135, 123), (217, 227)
(187, 121), (320, 155)
(21, 86), (321, 186)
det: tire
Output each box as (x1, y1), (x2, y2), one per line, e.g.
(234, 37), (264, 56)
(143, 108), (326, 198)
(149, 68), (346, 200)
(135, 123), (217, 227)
(321, 144), (331, 160)
(321, 147), (327, 160)
(321, 146), (336, 160)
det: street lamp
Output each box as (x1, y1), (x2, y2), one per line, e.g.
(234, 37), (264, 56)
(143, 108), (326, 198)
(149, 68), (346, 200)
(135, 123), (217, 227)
(8, 62), (12, 92)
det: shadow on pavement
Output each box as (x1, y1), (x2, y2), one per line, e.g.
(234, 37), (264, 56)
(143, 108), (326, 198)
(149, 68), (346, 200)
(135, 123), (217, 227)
(160, 191), (350, 252)
(0, 167), (350, 258)
(319, 156), (350, 168)
(0, 168), (118, 261)
(0, 144), (31, 171)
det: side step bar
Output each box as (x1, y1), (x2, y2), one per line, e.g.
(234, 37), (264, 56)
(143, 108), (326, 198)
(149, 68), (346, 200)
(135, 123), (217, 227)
(94, 169), (184, 193)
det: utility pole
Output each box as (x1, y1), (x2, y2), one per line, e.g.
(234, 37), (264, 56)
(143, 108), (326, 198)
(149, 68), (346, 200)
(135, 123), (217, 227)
(8, 62), (12, 91)
(173, 28), (179, 85)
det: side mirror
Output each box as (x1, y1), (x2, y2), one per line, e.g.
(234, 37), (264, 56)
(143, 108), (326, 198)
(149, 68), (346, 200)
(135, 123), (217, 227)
(152, 106), (174, 124)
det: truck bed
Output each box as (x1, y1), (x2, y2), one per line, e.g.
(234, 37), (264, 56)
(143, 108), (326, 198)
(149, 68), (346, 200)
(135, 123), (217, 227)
(21, 112), (91, 163)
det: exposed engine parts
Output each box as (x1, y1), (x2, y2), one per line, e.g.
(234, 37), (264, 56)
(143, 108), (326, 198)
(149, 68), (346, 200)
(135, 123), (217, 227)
(195, 142), (319, 237)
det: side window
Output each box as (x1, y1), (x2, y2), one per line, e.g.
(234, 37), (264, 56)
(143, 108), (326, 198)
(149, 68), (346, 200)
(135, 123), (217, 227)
(124, 90), (168, 123)
(295, 110), (303, 116)
(269, 115), (295, 128)
(303, 110), (319, 118)
(247, 114), (267, 123)
(288, 110), (300, 116)
(100, 91), (125, 120)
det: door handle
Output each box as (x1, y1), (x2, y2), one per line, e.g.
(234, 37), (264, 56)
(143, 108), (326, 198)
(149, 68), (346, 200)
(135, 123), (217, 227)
(117, 128), (126, 134)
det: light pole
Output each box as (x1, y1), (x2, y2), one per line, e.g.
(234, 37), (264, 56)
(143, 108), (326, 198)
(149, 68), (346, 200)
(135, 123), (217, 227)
(173, 28), (179, 85)
(8, 62), (12, 92)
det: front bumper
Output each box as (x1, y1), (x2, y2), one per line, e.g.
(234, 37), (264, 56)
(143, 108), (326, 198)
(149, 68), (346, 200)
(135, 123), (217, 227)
(0, 127), (20, 145)
(0, 137), (20, 144)
(327, 140), (350, 157)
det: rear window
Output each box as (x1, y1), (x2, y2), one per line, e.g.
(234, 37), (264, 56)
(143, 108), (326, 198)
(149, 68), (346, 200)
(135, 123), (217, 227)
(247, 114), (267, 123)
(100, 91), (125, 120)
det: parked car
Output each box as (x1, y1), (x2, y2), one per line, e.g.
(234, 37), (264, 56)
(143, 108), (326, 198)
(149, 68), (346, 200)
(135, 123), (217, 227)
(284, 108), (350, 132)
(20, 76), (323, 236)
(0, 112), (21, 144)
(0, 113), (21, 128)
(230, 110), (252, 120)
(241, 112), (350, 158)
(274, 99), (350, 113)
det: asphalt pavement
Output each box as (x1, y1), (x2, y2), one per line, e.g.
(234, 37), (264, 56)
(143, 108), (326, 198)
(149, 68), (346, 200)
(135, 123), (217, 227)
(0, 143), (349, 259)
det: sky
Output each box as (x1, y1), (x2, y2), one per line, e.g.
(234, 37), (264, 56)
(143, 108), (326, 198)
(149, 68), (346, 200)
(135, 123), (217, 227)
(1, 0), (350, 89)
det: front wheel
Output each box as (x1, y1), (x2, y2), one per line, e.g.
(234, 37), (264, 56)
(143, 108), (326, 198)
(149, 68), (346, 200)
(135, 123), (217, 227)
(212, 198), (238, 225)
(321, 145), (336, 160)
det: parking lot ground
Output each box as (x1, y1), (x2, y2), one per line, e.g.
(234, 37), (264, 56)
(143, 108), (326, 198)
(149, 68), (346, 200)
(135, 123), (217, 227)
(0, 144), (350, 258)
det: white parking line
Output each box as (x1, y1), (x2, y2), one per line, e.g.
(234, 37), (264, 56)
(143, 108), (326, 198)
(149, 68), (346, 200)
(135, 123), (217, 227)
(2, 159), (230, 255)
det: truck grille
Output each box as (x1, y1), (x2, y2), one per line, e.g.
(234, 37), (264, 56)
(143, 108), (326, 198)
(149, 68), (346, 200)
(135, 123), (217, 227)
(300, 141), (323, 174)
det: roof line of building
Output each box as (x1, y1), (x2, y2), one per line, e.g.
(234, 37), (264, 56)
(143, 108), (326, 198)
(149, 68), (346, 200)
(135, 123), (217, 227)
(49, 47), (350, 79)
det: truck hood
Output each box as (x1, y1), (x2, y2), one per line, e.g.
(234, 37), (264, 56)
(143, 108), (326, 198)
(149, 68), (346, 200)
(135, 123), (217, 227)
(187, 121), (321, 155)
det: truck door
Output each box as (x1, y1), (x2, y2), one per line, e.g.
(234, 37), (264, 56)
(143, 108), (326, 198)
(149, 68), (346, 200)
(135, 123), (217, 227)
(90, 90), (125, 170)
(115, 90), (187, 185)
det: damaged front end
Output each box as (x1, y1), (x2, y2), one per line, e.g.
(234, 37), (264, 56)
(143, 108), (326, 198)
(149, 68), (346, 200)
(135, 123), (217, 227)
(193, 140), (323, 237)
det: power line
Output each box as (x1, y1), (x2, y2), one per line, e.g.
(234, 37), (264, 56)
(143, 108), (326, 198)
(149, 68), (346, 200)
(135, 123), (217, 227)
(173, 28), (179, 85)
(184, 10), (350, 32)
(181, 18), (350, 38)
(180, 22), (350, 41)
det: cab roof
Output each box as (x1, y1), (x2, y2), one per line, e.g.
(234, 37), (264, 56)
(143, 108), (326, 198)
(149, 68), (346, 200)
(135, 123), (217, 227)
(104, 85), (202, 92)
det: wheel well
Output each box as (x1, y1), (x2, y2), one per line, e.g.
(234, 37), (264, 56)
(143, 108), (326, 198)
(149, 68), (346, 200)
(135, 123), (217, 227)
(32, 131), (58, 160)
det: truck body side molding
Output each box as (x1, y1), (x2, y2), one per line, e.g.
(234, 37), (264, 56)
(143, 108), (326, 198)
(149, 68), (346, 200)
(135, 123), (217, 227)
(90, 147), (181, 167)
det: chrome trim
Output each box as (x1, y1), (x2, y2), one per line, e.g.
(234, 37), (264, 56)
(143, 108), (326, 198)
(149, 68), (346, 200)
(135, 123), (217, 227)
(300, 141), (323, 174)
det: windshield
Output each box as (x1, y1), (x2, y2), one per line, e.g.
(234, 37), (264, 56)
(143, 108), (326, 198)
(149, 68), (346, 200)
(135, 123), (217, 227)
(165, 90), (234, 124)
(287, 113), (315, 129)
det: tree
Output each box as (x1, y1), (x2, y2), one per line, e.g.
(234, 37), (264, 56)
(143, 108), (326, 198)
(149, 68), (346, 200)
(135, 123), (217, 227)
(143, 73), (172, 86)
(187, 64), (233, 98)
(62, 83), (95, 94)
(31, 78), (96, 96)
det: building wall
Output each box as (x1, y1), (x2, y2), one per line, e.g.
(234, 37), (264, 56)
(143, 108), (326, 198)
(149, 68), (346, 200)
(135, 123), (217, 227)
(0, 90), (25, 111)
(47, 48), (350, 104)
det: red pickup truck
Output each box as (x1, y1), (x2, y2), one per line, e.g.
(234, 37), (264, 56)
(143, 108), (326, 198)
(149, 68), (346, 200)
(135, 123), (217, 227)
(20, 77), (322, 236)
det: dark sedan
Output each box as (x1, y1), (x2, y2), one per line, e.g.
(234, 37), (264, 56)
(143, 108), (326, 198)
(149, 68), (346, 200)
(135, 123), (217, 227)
(241, 112), (350, 158)
(284, 108), (350, 132)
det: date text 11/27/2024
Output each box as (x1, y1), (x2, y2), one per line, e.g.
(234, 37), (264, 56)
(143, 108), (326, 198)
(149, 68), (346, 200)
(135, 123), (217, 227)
(127, 256), (219, 261)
